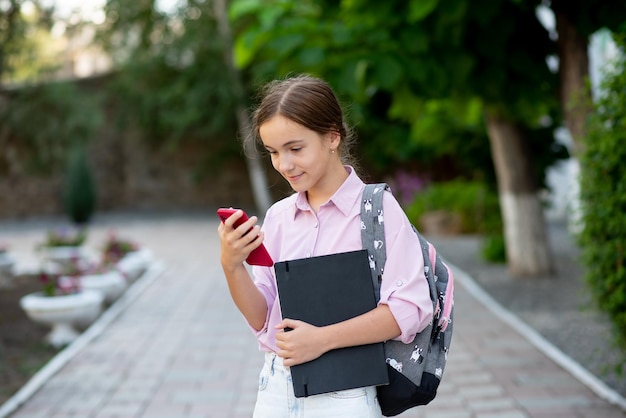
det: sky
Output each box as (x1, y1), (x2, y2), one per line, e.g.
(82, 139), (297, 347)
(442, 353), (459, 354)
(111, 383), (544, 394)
(47, 0), (180, 22)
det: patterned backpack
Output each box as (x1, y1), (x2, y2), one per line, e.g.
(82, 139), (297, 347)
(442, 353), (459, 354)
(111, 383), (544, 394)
(360, 183), (455, 417)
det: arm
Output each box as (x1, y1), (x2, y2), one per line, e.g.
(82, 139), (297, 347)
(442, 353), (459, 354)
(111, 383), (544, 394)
(275, 304), (400, 367)
(218, 210), (268, 331)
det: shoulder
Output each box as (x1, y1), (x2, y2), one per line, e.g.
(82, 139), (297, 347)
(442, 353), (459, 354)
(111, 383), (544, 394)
(264, 193), (297, 223)
(367, 184), (406, 218)
(381, 187), (404, 214)
(379, 186), (415, 233)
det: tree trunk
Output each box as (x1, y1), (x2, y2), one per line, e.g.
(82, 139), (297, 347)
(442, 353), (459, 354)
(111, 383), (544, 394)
(485, 111), (554, 277)
(554, 10), (592, 233)
(213, 0), (272, 213)
(554, 10), (591, 157)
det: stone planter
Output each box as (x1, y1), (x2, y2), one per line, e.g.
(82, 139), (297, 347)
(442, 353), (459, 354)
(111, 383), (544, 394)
(0, 252), (15, 288)
(20, 290), (104, 347)
(77, 269), (127, 304)
(39, 246), (91, 274)
(115, 248), (153, 282)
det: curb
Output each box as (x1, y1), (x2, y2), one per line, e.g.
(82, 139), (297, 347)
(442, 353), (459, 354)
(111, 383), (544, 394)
(0, 261), (166, 418)
(450, 262), (626, 412)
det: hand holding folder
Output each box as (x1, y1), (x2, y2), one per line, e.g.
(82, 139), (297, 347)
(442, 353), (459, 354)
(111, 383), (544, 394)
(275, 249), (389, 397)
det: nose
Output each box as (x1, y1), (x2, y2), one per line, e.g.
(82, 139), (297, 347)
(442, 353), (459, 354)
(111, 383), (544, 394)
(275, 154), (294, 172)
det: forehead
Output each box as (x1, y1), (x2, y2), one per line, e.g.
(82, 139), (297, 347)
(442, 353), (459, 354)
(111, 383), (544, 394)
(259, 115), (320, 148)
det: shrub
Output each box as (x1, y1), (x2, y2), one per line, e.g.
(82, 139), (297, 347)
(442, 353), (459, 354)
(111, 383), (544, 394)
(404, 180), (506, 263)
(405, 180), (501, 235)
(579, 35), (626, 351)
(63, 146), (96, 225)
(481, 234), (507, 263)
(0, 82), (103, 174)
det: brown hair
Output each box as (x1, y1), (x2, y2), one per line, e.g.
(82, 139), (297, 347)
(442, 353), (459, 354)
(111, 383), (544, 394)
(247, 74), (358, 169)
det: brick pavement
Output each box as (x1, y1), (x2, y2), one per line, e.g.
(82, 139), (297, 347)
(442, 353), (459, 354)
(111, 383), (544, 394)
(1, 214), (625, 418)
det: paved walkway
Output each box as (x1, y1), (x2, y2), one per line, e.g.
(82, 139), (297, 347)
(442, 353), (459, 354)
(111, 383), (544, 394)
(1, 214), (625, 418)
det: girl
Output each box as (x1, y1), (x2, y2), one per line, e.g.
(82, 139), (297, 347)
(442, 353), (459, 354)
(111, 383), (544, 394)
(218, 75), (433, 417)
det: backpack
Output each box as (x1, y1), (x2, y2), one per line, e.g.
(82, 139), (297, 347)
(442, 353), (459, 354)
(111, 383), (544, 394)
(360, 183), (454, 417)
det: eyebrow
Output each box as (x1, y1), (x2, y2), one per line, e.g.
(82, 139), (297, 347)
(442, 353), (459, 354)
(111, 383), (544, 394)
(264, 140), (305, 151)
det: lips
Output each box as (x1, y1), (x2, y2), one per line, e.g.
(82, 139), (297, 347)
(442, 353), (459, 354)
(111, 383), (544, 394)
(286, 174), (303, 182)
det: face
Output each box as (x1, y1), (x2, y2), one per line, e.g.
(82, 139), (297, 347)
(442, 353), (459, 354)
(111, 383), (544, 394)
(259, 114), (339, 194)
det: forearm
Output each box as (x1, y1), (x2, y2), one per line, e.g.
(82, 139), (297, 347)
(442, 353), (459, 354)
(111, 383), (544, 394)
(321, 304), (400, 351)
(222, 263), (268, 331)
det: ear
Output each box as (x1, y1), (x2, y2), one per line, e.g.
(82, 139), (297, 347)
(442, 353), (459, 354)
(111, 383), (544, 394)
(327, 130), (341, 152)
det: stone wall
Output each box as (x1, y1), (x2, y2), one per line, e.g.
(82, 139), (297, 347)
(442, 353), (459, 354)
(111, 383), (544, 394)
(0, 75), (289, 220)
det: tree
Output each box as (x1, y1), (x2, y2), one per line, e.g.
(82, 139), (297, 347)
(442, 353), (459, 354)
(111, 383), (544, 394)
(549, 0), (626, 155)
(231, 0), (565, 276)
(0, 0), (22, 82)
(214, 0), (271, 212)
(544, 1), (626, 233)
(0, 1), (102, 176)
(96, 0), (272, 212)
(0, 0), (59, 85)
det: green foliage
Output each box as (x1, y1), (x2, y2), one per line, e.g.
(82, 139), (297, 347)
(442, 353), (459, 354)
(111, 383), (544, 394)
(579, 33), (626, 350)
(405, 179), (505, 263)
(101, 233), (138, 265)
(98, 0), (240, 157)
(0, 1), (57, 84)
(405, 180), (502, 235)
(481, 234), (507, 263)
(0, 81), (103, 174)
(63, 146), (96, 225)
(42, 227), (87, 247)
(230, 0), (567, 185)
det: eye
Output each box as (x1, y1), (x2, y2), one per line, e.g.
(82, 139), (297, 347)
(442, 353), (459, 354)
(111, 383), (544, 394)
(291, 147), (302, 152)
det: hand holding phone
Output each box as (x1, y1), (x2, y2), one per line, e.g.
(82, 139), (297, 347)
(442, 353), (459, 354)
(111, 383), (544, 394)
(217, 208), (274, 267)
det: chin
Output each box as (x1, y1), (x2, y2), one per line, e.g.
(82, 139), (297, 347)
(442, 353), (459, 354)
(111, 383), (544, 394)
(284, 176), (307, 192)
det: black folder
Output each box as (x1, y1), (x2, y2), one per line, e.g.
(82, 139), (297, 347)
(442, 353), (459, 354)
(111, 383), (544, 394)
(274, 249), (389, 398)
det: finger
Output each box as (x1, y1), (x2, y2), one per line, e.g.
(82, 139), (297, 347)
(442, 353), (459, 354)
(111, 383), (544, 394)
(276, 348), (291, 361)
(223, 210), (244, 229)
(241, 225), (261, 244)
(235, 216), (258, 238)
(242, 229), (265, 251)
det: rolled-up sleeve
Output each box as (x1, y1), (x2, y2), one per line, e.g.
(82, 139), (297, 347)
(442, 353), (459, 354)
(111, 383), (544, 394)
(245, 203), (286, 352)
(377, 194), (433, 343)
(248, 265), (275, 337)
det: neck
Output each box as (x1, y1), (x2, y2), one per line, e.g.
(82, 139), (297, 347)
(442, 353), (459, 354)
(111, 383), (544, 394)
(306, 164), (349, 212)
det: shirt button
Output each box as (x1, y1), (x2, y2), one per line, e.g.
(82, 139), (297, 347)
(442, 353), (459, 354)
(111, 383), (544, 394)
(314, 223), (318, 228)
(396, 280), (403, 287)
(307, 252), (311, 258)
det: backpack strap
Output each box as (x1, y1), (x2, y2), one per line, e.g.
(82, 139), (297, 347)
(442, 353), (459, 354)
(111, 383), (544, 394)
(360, 183), (452, 333)
(360, 183), (390, 302)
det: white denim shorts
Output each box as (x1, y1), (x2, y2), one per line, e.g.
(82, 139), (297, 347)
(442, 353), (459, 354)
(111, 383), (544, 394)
(253, 352), (382, 418)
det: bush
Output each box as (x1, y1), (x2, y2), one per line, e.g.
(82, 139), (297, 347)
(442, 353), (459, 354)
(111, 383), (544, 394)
(404, 180), (506, 263)
(579, 36), (626, 351)
(405, 180), (501, 235)
(0, 82), (103, 174)
(63, 146), (96, 225)
(481, 234), (507, 263)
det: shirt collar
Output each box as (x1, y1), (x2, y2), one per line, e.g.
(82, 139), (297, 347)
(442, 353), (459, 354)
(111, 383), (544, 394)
(293, 166), (364, 218)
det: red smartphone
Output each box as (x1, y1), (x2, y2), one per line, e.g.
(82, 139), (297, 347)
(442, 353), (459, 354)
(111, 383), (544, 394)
(217, 208), (274, 267)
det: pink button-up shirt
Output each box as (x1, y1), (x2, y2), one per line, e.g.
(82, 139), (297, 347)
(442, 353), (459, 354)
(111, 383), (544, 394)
(249, 167), (433, 353)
